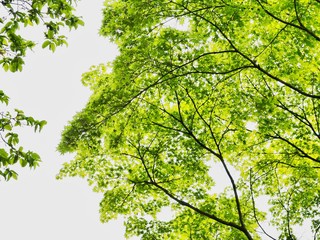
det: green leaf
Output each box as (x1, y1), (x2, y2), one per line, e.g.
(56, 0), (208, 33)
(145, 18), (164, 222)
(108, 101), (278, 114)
(19, 158), (27, 167)
(0, 148), (8, 160)
(3, 63), (9, 72)
(11, 170), (18, 180)
(3, 124), (12, 131)
(49, 42), (56, 52)
(42, 40), (51, 49)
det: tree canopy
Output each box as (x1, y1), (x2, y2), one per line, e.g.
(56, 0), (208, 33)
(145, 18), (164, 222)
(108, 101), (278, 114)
(0, 0), (83, 180)
(58, 0), (320, 239)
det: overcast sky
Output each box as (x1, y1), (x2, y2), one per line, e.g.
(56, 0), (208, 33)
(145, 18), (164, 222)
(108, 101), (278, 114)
(0, 1), (129, 239)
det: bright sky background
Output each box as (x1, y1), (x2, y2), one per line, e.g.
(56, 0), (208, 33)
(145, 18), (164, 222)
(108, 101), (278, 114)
(0, 1), (128, 239)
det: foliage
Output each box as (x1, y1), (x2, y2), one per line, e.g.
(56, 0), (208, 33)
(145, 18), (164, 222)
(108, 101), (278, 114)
(0, 0), (82, 180)
(0, 0), (84, 72)
(0, 90), (46, 180)
(58, 0), (320, 239)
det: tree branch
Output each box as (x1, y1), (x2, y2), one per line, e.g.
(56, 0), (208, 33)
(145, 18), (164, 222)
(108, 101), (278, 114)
(256, 0), (320, 41)
(267, 133), (320, 164)
(249, 169), (277, 240)
(174, 1), (320, 99)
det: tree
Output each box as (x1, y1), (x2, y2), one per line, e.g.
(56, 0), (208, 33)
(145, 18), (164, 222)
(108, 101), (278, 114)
(0, 0), (83, 180)
(58, 0), (320, 239)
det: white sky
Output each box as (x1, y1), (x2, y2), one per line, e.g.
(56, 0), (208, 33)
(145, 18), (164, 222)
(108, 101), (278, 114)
(0, 1), (128, 239)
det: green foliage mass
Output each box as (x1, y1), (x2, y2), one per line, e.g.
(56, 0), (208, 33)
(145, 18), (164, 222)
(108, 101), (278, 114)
(0, 0), (84, 72)
(58, 0), (320, 239)
(0, 0), (83, 180)
(0, 90), (46, 180)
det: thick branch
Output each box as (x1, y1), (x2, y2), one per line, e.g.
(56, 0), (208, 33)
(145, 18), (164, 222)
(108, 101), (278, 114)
(268, 133), (320, 164)
(256, 0), (320, 41)
(276, 100), (320, 139)
(249, 169), (277, 240)
(141, 179), (252, 239)
(174, 89), (250, 237)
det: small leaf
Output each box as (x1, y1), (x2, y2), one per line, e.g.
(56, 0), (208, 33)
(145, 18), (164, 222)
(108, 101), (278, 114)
(19, 158), (27, 167)
(49, 42), (56, 52)
(0, 148), (8, 159)
(42, 40), (51, 49)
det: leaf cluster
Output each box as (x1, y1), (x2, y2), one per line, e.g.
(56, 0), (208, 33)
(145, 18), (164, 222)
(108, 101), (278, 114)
(0, 0), (83, 180)
(0, 90), (46, 180)
(0, 0), (84, 72)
